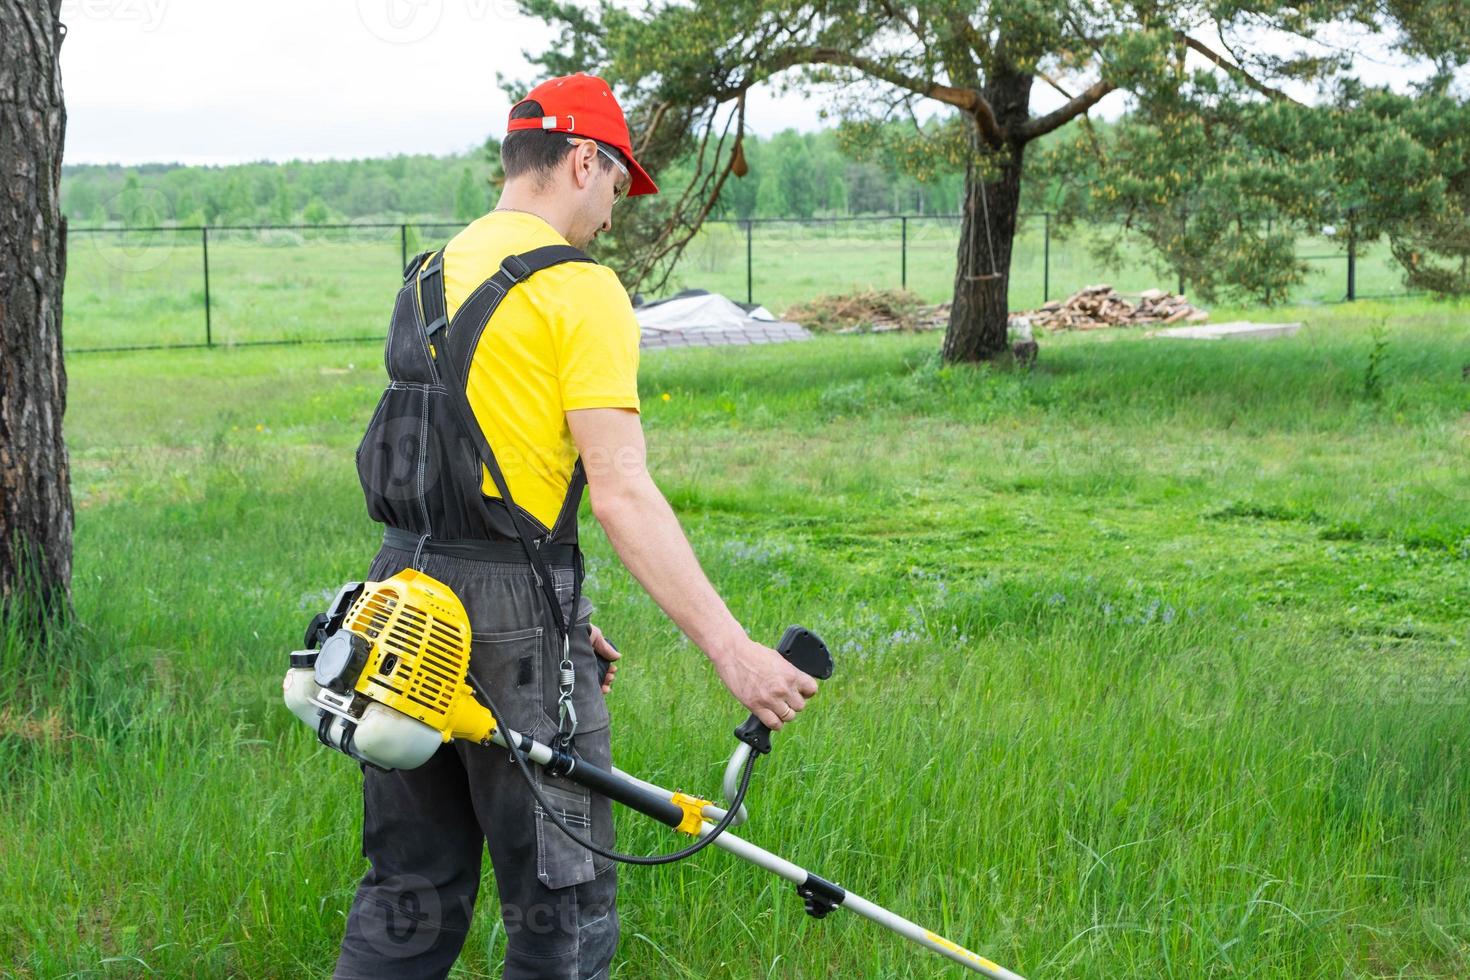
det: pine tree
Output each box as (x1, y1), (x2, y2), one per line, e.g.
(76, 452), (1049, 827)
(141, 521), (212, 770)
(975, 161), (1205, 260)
(0, 0), (72, 618)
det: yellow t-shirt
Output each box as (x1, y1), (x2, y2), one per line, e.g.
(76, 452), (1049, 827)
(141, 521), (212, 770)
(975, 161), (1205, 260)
(441, 210), (641, 531)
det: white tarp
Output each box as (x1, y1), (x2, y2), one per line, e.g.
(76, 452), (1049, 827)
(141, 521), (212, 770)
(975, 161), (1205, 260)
(1155, 321), (1302, 341)
(635, 292), (776, 332)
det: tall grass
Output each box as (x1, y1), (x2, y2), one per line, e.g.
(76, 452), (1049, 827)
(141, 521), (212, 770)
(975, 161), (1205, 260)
(3, 298), (1468, 976)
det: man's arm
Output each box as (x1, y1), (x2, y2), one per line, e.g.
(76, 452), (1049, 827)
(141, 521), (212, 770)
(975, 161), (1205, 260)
(567, 407), (817, 730)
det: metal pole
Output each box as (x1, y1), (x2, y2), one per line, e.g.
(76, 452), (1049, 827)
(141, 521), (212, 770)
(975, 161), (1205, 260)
(1043, 212), (1051, 302)
(201, 226), (213, 348)
(487, 717), (1025, 978)
(400, 223), (408, 270)
(603, 761), (1025, 979)
(901, 216), (908, 290)
(746, 219), (753, 304)
(1346, 209), (1357, 301)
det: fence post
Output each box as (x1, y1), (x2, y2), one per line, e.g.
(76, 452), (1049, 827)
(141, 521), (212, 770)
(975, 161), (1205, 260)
(745, 219), (753, 304)
(1346, 209), (1357, 301)
(1043, 212), (1051, 303)
(901, 215), (908, 290)
(401, 223), (408, 270)
(201, 225), (213, 348)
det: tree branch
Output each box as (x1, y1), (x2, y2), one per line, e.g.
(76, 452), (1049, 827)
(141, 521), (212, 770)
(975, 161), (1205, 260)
(634, 100), (671, 159)
(1034, 69), (1107, 159)
(1017, 77), (1114, 141)
(1178, 33), (1305, 106)
(955, 14), (991, 66)
(877, 0), (924, 48)
(741, 46), (1006, 146)
(661, 101), (721, 227)
(629, 94), (747, 295)
(1036, 70), (1075, 99)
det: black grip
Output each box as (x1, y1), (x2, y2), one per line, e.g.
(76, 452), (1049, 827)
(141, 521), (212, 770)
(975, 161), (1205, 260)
(734, 626), (835, 754)
(555, 748), (686, 829)
(776, 626), (835, 680)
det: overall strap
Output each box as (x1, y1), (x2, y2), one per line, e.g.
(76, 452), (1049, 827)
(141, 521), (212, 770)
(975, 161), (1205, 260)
(417, 246), (595, 708)
(416, 249), (449, 338)
(441, 245), (594, 383)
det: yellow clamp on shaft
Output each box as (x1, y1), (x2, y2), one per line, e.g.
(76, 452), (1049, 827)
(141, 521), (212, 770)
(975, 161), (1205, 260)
(670, 791), (713, 837)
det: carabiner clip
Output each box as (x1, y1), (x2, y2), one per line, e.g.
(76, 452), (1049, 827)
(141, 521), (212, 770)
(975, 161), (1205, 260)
(554, 631), (577, 748)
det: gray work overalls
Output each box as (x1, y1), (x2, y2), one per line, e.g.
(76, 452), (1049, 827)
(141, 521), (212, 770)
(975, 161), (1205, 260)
(334, 245), (617, 980)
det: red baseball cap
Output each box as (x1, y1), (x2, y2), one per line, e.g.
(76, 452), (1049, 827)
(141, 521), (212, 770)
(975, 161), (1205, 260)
(506, 73), (658, 197)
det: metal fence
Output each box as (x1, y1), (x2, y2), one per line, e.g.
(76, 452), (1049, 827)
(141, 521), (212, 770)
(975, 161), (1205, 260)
(63, 213), (1414, 354)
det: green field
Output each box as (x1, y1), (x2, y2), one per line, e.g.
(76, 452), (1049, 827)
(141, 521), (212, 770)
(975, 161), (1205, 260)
(63, 218), (1412, 352)
(4, 299), (1470, 976)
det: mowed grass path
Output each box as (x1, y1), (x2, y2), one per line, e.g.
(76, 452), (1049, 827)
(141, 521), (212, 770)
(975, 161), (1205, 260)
(3, 299), (1469, 977)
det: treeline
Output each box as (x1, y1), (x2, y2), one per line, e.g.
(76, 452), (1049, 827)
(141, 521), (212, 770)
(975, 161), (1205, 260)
(62, 128), (969, 227)
(61, 147), (501, 227)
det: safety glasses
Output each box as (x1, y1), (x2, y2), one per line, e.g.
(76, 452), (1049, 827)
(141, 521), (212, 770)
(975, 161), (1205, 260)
(567, 137), (631, 205)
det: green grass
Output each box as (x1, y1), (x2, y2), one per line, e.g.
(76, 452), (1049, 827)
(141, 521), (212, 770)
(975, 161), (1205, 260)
(63, 218), (1413, 351)
(4, 298), (1470, 977)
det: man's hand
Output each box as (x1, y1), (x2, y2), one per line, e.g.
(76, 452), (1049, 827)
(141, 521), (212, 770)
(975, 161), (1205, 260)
(567, 407), (818, 726)
(589, 623), (620, 695)
(711, 638), (819, 730)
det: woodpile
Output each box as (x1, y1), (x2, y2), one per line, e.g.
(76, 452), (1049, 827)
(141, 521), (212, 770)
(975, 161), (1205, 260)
(1015, 285), (1208, 330)
(785, 284), (1207, 336)
(842, 301), (946, 332)
(913, 302), (949, 331)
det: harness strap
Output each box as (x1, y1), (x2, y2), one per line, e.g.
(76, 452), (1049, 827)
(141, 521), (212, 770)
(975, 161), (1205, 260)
(382, 526), (576, 566)
(440, 245), (594, 391)
(418, 244), (596, 744)
(418, 249), (449, 336)
(403, 249), (434, 282)
(547, 457), (588, 542)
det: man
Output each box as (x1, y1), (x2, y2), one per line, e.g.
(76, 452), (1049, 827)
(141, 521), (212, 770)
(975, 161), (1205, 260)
(334, 73), (819, 979)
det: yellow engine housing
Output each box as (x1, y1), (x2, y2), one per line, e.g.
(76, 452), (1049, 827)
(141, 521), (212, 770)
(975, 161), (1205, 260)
(342, 568), (497, 744)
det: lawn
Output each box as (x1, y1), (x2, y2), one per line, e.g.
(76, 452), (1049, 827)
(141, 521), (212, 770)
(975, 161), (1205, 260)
(3, 298), (1469, 977)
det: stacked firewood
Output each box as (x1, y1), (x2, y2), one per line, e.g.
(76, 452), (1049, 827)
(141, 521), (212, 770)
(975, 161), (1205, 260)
(1015, 285), (1208, 330)
(913, 302), (950, 331)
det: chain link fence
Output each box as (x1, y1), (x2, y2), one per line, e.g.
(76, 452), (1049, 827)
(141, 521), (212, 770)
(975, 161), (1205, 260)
(64, 214), (1427, 353)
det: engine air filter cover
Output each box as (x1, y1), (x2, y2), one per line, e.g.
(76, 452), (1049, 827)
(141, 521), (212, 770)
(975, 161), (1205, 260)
(314, 630), (372, 693)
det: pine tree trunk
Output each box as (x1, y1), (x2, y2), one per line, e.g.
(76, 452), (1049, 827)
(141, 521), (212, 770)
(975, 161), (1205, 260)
(942, 70), (1032, 364)
(0, 1), (72, 619)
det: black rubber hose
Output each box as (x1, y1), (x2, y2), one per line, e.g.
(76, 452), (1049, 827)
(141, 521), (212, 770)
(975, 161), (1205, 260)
(467, 672), (757, 865)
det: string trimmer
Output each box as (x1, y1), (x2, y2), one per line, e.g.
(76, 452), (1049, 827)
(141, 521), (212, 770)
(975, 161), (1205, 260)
(283, 568), (1024, 978)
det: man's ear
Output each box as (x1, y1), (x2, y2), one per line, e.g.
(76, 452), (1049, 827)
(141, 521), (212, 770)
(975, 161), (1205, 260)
(569, 140), (598, 190)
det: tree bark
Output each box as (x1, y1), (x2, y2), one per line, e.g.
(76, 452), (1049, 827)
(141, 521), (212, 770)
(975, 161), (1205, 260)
(942, 68), (1032, 364)
(0, 1), (72, 619)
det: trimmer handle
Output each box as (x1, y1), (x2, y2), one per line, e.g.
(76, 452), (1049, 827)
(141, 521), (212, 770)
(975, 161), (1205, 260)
(734, 626), (835, 755)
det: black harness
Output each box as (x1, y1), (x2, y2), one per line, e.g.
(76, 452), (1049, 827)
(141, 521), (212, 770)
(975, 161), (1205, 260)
(356, 243), (597, 745)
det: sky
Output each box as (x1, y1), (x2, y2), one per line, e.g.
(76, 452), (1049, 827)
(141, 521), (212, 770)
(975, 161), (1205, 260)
(61, 0), (857, 165)
(58, 0), (1442, 167)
